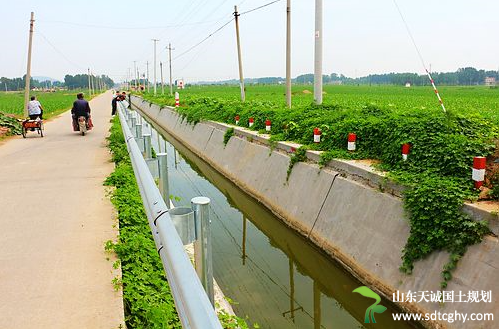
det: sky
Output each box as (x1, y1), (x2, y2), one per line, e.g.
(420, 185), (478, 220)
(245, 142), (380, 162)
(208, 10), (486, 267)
(0, 0), (498, 83)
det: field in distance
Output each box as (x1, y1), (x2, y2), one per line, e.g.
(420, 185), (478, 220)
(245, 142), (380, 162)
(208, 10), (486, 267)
(0, 90), (93, 119)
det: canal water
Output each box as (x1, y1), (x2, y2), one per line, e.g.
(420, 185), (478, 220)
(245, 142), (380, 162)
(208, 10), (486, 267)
(138, 113), (418, 329)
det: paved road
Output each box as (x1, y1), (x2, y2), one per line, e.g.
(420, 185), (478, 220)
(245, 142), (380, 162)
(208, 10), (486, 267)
(0, 91), (124, 328)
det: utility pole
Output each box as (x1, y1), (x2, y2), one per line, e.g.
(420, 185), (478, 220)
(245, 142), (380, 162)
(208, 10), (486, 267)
(87, 68), (92, 96)
(128, 68), (132, 91)
(133, 60), (138, 90)
(314, 0), (323, 105)
(90, 70), (95, 95)
(152, 39), (159, 95)
(146, 61), (150, 93)
(160, 61), (165, 95)
(136, 66), (139, 90)
(234, 6), (245, 102)
(285, 0), (292, 108)
(24, 12), (35, 117)
(167, 43), (174, 96)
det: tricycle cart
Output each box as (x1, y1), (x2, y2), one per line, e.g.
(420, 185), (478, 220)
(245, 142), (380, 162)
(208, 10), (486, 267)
(21, 119), (44, 138)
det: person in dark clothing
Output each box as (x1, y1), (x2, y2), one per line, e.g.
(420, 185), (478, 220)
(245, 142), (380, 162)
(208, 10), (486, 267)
(71, 93), (92, 131)
(111, 91), (120, 115)
(72, 93), (91, 118)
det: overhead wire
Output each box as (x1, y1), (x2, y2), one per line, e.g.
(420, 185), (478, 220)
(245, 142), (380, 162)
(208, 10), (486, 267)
(392, 0), (446, 112)
(240, 0), (282, 15)
(172, 18), (234, 62)
(36, 30), (86, 71)
(172, 0), (283, 63)
(38, 19), (222, 30)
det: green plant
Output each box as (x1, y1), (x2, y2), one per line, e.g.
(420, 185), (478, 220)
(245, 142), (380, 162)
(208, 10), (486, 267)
(223, 127), (234, 146)
(287, 146), (307, 180)
(268, 135), (281, 156)
(397, 172), (490, 288)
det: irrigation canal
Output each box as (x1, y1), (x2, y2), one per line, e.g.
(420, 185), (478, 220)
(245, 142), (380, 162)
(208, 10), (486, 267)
(137, 112), (418, 329)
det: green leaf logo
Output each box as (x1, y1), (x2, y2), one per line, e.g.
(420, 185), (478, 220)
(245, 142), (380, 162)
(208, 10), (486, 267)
(352, 286), (387, 323)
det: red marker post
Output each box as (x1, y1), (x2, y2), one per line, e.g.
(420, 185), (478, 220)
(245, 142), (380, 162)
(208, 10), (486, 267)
(249, 117), (254, 128)
(235, 115), (240, 125)
(402, 143), (411, 161)
(313, 128), (321, 143)
(347, 133), (356, 151)
(265, 119), (271, 132)
(472, 156), (486, 189)
(175, 92), (180, 107)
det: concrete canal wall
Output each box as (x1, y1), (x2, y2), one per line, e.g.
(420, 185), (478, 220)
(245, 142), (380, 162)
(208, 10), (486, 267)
(131, 95), (498, 329)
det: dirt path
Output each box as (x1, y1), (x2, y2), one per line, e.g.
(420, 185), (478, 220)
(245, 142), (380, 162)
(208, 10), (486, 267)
(0, 91), (124, 329)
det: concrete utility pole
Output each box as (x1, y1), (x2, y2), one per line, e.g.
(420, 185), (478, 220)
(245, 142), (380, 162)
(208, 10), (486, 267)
(133, 61), (138, 90)
(146, 61), (150, 93)
(152, 39), (159, 95)
(160, 61), (165, 94)
(137, 68), (140, 91)
(314, 0), (323, 105)
(167, 43), (174, 96)
(24, 12), (35, 117)
(87, 68), (92, 96)
(234, 6), (245, 102)
(285, 0), (292, 108)
(90, 70), (95, 95)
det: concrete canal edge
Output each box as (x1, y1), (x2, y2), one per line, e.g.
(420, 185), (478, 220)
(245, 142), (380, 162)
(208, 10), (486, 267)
(131, 95), (498, 329)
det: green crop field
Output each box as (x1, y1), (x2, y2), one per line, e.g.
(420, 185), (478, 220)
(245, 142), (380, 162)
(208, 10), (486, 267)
(141, 83), (499, 289)
(146, 84), (498, 122)
(0, 90), (93, 118)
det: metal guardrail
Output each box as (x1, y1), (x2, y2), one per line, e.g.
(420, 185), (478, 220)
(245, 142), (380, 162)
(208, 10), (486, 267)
(116, 102), (223, 329)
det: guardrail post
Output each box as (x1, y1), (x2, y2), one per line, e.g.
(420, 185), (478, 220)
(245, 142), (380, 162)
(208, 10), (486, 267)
(143, 133), (152, 159)
(157, 153), (170, 205)
(130, 117), (137, 132)
(135, 123), (143, 140)
(192, 197), (214, 306)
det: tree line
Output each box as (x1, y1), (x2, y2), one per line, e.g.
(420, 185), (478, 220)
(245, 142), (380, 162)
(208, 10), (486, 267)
(0, 74), (114, 91)
(295, 67), (498, 86)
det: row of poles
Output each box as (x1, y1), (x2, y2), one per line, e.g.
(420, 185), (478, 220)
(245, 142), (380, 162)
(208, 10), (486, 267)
(22, 12), (110, 117)
(86, 68), (109, 97)
(123, 0), (324, 108)
(124, 41), (175, 96)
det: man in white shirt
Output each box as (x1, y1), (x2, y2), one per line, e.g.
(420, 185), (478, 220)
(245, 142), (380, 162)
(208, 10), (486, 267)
(27, 96), (44, 120)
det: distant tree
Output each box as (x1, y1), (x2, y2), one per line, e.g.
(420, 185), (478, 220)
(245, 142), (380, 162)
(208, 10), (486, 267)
(295, 74), (314, 84)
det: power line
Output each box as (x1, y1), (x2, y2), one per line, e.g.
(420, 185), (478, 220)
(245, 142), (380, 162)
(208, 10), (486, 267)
(240, 0), (283, 15)
(170, 0), (285, 81)
(36, 30), (86, 70)
(173, 18), (234, 61)
(38, 18), (224, 30)
(392, 0), (446, 112)
(391, 0), (427, 71)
